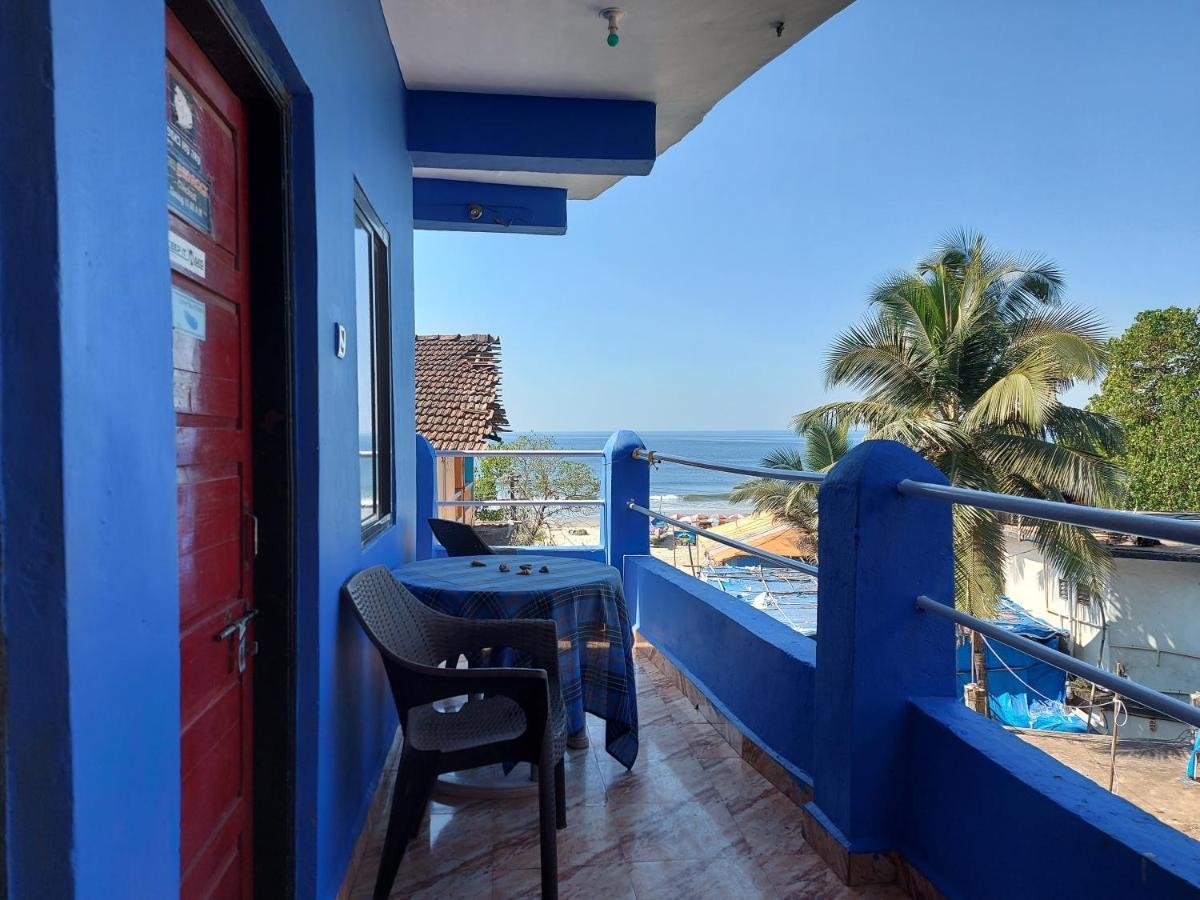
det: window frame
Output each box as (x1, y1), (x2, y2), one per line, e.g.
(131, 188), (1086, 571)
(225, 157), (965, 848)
(353, 182), (394, 543)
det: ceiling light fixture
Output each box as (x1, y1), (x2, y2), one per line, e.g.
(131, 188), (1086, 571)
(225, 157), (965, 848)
(600, 8), (624, 47)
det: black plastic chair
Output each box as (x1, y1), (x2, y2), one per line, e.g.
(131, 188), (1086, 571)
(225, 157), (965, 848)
(342, 565), (567, 899)
(428, 517), (496, 556)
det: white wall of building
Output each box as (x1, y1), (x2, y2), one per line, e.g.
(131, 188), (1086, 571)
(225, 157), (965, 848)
(1004, 532), (1200, 742)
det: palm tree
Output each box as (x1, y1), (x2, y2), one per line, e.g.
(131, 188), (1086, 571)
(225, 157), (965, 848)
(729, 422), (849, 559)
(796, 232), (1126, 695)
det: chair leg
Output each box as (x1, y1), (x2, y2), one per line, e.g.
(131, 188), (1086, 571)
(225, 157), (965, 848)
(374, 751), (419, 900)
(537, 750), (559, 900)
(554, 758), (566, 830)
(408, 761), (436, 839)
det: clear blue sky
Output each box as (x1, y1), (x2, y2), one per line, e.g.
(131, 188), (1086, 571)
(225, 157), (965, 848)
(415, 0), (1200, 432)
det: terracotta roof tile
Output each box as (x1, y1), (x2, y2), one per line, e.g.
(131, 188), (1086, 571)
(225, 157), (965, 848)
(414, 334), (510, 450)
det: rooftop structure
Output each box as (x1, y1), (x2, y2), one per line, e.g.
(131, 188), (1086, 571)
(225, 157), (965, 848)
(387, 0), (853, 200)
(414, 333), (509, 450)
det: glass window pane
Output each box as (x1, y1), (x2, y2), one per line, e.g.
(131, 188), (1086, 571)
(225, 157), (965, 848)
(355, 220), (377, 523)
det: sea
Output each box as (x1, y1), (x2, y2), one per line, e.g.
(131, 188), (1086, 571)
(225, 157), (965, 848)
(511, 430), (807, 518)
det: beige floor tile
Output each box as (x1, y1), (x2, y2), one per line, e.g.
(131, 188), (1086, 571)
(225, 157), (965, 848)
(344, 657), (885, 900)
(614, 797), (745, 862)
(390, 865), (494, 899)
(680, 722), (740, 760)
(493, 863), (636, 900)
(637, 723), (693, 761)
(693, 755), (777, 805)
(597, 751), (719, 808)
(627, 842), (778, 899)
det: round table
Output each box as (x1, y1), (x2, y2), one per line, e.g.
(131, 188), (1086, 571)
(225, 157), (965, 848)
(393, 553), (640, 797)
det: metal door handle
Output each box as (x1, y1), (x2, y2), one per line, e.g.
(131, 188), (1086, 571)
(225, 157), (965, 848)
(215, 608), (259, 673)
(216, 608), (259, 641)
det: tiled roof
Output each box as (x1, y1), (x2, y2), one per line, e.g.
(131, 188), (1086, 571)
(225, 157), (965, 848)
(415, 334), (510, 450)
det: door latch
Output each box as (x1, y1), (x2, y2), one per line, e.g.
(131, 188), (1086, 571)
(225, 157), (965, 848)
(245, 513), (259, 560)
(215, 608), (259, 674)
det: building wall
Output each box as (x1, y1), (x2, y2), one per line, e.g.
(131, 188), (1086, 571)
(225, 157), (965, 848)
(1, 0), (417, 896)
(1004, 533), (1200, 740)
(258, 3), (414, 895)
(434, 455), (473, 523)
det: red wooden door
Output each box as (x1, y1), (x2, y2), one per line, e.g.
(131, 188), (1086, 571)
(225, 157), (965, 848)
(167, 11), (255, 899)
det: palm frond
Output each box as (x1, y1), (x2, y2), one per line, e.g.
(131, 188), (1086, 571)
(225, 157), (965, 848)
(979, 433), (1126, 508)
(953, 504), (1006, 617)
(824, 316), (936, 408)
(759, 447), (808, 473)
(962, 350), (1060, 430)
(1044, 404), (1125, 458)
(1028, 518), (1115, 592)
(1003, 306), (1109, 382)
(801, 421), (850, 472)
(796, 402), (970, 458)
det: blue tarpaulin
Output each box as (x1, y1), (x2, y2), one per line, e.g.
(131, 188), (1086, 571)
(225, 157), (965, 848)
(991, 692), (1088, 732)
(956, 597), (1086, 732)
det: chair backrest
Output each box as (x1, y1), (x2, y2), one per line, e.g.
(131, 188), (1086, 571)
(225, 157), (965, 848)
(341, 565), (448, 669)
(428, 517), (494, 556)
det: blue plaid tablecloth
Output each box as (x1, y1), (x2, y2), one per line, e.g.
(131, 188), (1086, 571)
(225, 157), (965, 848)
(392, 554), (639, 768)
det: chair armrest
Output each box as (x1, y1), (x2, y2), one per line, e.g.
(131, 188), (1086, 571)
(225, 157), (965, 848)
(450, 617), (560, 678)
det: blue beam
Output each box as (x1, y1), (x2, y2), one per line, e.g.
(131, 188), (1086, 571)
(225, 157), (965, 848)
(413, 178), (567, 235)
(407, 91), (655, 176)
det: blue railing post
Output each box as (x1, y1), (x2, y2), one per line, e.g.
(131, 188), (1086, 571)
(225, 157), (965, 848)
(415, 434), (436, 560)
(603, 430), (650, 576)
(806, 440), (955, 882)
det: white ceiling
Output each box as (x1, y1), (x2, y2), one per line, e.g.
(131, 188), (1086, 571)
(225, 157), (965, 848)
(384, 1), (852, 199)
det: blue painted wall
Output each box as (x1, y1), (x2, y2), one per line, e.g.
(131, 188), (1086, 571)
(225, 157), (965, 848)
(627, 556), (817, 781)
(2, 0), (417, 896)
(809, 440), (955, 854)
(0, 0), (183, 892)
(415, 435), (435, 559)
(408, 91), (656, 175)
(413, 178), (567, 235)
(0, 2), (79, 895)
(901, 698), (1200, 898)
(53, 1), (184, 891)
(251, 2), (415, 895)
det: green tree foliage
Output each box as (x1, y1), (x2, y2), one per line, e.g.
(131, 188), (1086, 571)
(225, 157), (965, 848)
(473, 435), (601, 544)
(729, 421), (849, 556)
(1089, 307), (1200, 512)
(796, 231), (1125, 617)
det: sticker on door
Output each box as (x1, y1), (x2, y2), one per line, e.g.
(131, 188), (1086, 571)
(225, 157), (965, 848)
(172, 287), (207, 340)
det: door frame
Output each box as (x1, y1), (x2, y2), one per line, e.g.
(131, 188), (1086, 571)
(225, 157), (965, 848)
(166, 1), (315, 895)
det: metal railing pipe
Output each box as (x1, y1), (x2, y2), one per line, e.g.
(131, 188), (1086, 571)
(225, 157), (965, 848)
(627, 501), (818, 576)
(435, 449), (604, 458)
(437, 499), (605, 508)
(915, 595), (1200, 728)
(898, 480), (1200, 545)
(632, 448), (824, 485)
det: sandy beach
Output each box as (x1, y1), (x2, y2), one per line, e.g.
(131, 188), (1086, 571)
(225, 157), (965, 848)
(543, 511), (811, 577)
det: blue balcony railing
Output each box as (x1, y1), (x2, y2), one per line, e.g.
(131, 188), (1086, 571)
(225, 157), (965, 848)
(629, 444), (1200, 730)
(416, 430), (1200, 897)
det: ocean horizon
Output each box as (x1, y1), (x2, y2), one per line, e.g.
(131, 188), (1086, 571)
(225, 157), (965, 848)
(507, 429), (807, 517)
